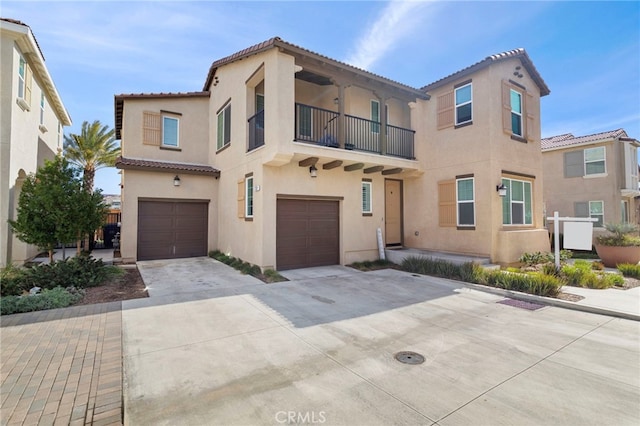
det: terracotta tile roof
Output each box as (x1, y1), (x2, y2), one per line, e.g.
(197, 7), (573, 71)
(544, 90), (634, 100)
(202, 37), (428, 100)
(541, 129), (629, 150)
(421, 48), (550, 97)
(114, 92), (210, 139)
(115, 157), (220, 177)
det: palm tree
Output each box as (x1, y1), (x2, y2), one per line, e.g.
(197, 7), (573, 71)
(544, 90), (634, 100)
(64, 120), (119, 252)
(64, 120), (119, 192)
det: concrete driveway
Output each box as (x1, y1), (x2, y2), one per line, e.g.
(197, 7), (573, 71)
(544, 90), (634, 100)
(122, 257), (640, 425)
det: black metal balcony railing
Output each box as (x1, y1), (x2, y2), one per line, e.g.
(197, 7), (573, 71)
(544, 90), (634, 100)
(248, 109), (264, 152)
(294, 103), (415, 159)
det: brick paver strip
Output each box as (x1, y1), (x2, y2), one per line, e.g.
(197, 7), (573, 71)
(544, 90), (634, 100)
(1, 302), (123, 425)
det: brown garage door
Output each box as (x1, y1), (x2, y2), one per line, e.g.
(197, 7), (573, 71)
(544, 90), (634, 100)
(276, 199), (339, 270)
(137, 200), (208, 261)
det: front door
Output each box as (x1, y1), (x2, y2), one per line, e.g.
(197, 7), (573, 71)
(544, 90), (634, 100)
(385, 179), (402, 246)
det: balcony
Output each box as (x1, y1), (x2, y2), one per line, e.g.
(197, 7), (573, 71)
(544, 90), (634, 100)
(294, 103), (415, 160)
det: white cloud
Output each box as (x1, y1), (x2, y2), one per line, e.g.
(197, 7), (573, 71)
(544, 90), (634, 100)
(344, 0), (433, 70)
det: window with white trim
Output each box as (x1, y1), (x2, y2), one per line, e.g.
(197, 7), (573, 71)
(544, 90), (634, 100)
(217, 103), (231, 150)
(501, 178), (532, 225)
(622, 200), (629, 224)
(510, 89), (523, 137)
(455, 83), (472, 125)
(18, 56), (26, 99)
(40, 93), (45, 125)
(162, 116), (179, 147)
(362, 181), (372, 214)
(456, 177), (475, 226)
(584, 146), (605, 175)
(589, 201), (604, 227)
(245, 176), (254, 218)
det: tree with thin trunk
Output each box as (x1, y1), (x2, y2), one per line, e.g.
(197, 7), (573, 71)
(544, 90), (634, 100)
(64, 120), (119, 251)
(64, 120), (119, 192)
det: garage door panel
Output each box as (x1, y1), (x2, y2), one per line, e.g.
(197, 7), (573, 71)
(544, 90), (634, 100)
(276, 199), (339, 270)
(138, 200), (208, 261)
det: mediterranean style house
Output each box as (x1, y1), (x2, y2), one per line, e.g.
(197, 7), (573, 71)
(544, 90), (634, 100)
(542, 129), (640, 232)
(0, 18), (72, 267)
(115, 37), (551, 269)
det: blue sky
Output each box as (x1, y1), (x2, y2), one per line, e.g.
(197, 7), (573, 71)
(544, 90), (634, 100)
(3, 0), (639, 194)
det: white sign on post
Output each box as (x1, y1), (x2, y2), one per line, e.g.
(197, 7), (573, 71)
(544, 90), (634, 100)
(563, 221), (594, 250)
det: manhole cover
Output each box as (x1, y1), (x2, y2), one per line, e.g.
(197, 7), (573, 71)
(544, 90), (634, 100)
(394, 351), (425, 365)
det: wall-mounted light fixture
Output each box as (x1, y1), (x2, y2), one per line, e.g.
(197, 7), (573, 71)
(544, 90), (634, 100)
(496, 183), (507, 197)
(174, 175), (181, 186)
(309, 165), (318, 178)
(333, 97), (339, 105)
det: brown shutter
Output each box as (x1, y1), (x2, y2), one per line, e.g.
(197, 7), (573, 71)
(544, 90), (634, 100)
(525, 91), (538, 142)
(237, 179), (245, 218)
(437, 90), (454, 130)
(142, 111), (161, 146)
(438, 179), (456, 227)
(25, 63), (32, 106)
(501, 80), (511, 135)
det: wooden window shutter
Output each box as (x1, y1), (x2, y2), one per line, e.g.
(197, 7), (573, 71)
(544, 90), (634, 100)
(142, 111), (161, 146)
(501, 80), (511, 135)
(438, 179), (456, 227)
(237, 179), (245, 218)
(564, 151), (584, 178)
(25, 63), (33, 105)
(524, 91), (538, 142)
(436, 90), (454, 130)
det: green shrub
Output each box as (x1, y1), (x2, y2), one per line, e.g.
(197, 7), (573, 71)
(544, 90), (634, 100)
(459, 262), (486, 284)
(561, 261), (620, 289)
(519, 250), (572, 266)
(401, 256), (465, 279)
(262, 269), (288, 283)
(1, 286), (85, 315)
(596, 223), (640, 246)
(618, 263), (640, 279)
(0, 264), (29, 296)
(542, 263), (559, 276)
(21, 256), (122, 290)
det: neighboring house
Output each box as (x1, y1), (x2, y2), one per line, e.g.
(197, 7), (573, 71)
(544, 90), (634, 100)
(0, 18), (72, 267)
(115, 37), (550, 268)
(541, 129), (640, 234)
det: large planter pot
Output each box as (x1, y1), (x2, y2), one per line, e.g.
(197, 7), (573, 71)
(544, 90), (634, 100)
(595, 244), (640, 268)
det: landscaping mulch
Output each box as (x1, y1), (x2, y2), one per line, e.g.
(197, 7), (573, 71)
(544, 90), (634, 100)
(75, 266), (148, 305)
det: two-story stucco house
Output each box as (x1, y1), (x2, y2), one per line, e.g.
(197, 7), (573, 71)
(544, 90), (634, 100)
(542, 129), (640, 233)
(115, 37), (550, 269)
(0, 18), (72, 267)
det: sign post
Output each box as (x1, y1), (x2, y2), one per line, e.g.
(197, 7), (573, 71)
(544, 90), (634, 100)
(546, 211), (598, 269)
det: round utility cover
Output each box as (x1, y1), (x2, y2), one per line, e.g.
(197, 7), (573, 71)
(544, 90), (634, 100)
(394, 351), (425, 365)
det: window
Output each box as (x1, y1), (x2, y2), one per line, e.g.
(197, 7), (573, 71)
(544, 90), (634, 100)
(455, 83), (472, 125)
(510, 89), (522, 136)
(589, 201), (604, 227)
(456, 177), (475, 226)
(217, 103), (231, 150)
(501, 178), (532, 225)
(622, 200), (629, 224)
(245, 176), (254, 218)
(40, 93), (45, 125)
(18, 56), (26, 99)
(362, 181), (372, 214)
(162, 116), (179, 147)
(584, 146), (605, 175)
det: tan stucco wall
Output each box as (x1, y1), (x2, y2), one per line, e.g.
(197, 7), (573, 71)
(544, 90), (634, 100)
(404, 58), (549, 263)
(542, 141), (633, 236)
(1, 35), (66, 266)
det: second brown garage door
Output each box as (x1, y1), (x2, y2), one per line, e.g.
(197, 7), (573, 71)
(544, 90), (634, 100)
(137, 200), (208, 261)
(276, 199), (339, 270)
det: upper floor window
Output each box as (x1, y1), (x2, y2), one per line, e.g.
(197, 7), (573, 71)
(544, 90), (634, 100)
(17, 55), (32, 109)
(217, 103), (231, 150)
(162, 116), (179, 147)
(510, 89), (523, 137)
(362, 181), (372, 215)
(455, 83), (472, 125)
(40, 93), (46, 125)
(456, 177), (475, 227)
(584, 146), (605, 175)
(501, 177), (532, 225)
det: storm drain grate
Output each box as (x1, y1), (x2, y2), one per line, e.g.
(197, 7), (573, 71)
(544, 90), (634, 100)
(498, 298), (545, 311)
(394, 351), (425, 365)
